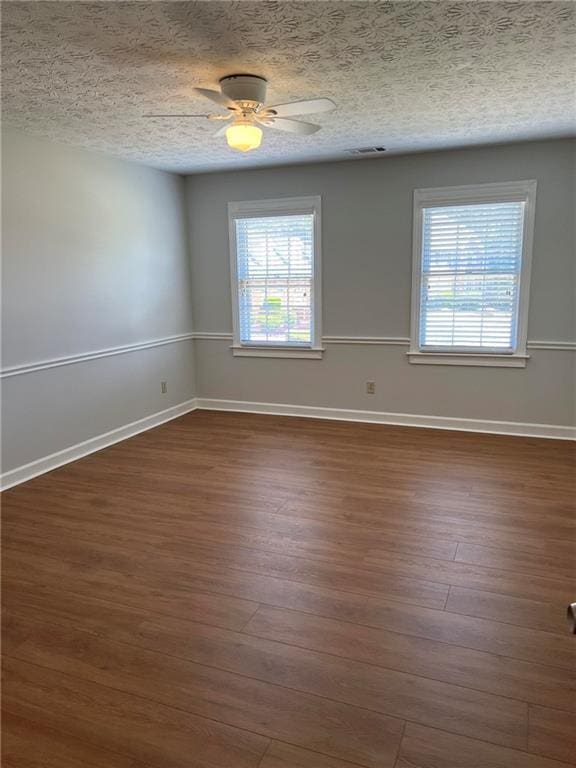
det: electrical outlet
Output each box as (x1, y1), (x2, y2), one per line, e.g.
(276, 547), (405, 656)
(161, 381), (167, 394)
(366, 381), (376, 395)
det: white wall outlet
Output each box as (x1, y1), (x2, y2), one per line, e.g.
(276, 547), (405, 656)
(366, 380), (376, 395)
(161, 381), (167, 394)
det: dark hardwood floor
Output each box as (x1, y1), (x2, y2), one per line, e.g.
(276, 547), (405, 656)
(2, 410), (575, 767)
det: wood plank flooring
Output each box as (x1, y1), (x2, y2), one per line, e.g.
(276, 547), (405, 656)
(2, 410), (575, 767)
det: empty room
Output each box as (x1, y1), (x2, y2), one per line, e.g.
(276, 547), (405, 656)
(1, 1), (575, 766)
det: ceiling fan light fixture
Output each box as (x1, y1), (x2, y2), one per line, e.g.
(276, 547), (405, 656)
(146, 76), (336, 149)
(226, 121), (262, 152)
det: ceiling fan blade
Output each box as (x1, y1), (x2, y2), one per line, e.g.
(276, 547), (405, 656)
(207, 113), (234, 122)
(213, 124), (229, 137)
(262, 98), (336, 118)
(143, 114), (208, 118)
(257, 117), (321, 135)
(194, 87), (236, 109)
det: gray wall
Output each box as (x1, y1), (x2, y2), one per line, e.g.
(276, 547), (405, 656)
(187, 140), (575, 427)
(1, 130), (195, 472)
(2, 133), (574, 479)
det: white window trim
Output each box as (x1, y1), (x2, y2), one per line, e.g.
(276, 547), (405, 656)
(408, 180), (537, 368)
(228, 196), (323, 359)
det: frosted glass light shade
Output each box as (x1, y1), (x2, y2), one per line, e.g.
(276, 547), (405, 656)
(226, 123), (263, 152)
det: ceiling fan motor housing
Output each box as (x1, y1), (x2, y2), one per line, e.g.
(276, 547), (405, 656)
(220, 75), (267, 108)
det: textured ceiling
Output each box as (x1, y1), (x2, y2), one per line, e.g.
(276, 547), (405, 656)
(2, 1), (575, 173)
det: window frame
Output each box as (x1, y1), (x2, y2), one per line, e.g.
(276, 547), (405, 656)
(409, 180), (537, 368)
(228, 196), (323, 358)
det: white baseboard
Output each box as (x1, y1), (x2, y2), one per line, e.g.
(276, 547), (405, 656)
(195, 398), (576, 440)
(3, 395), (573, 491)
(0, 398), (198, 491)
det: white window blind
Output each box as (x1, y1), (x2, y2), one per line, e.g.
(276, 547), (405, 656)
(419, 201), (526, 352)
(235, 213), (314, 346)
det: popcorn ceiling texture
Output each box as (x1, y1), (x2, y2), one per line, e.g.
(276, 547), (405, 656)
(2, 1), (575, 172)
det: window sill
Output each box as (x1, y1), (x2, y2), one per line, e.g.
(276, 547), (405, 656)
(232, 345), (324, 359)
(407, 351), (529, 368)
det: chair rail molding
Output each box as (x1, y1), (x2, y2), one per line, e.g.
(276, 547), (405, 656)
(526, 340), (576, 351)
(191, 332), (576, 351)
(3, 333), (573, 380)
(0, 332), (195, 378)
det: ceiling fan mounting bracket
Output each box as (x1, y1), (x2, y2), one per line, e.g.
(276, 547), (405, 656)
(219, 74), (268, 108)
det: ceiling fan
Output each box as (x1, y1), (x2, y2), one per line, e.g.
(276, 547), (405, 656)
(144, 74), (336, 152)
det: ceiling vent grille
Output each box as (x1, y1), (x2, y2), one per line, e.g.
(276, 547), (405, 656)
(346, 146), (387, 156)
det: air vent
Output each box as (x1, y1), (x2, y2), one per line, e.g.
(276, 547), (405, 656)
(346, 147), (387, 156)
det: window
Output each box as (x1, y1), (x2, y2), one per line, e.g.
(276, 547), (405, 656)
(228, 196), (322, 358)
(409, 181), (536, 367)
